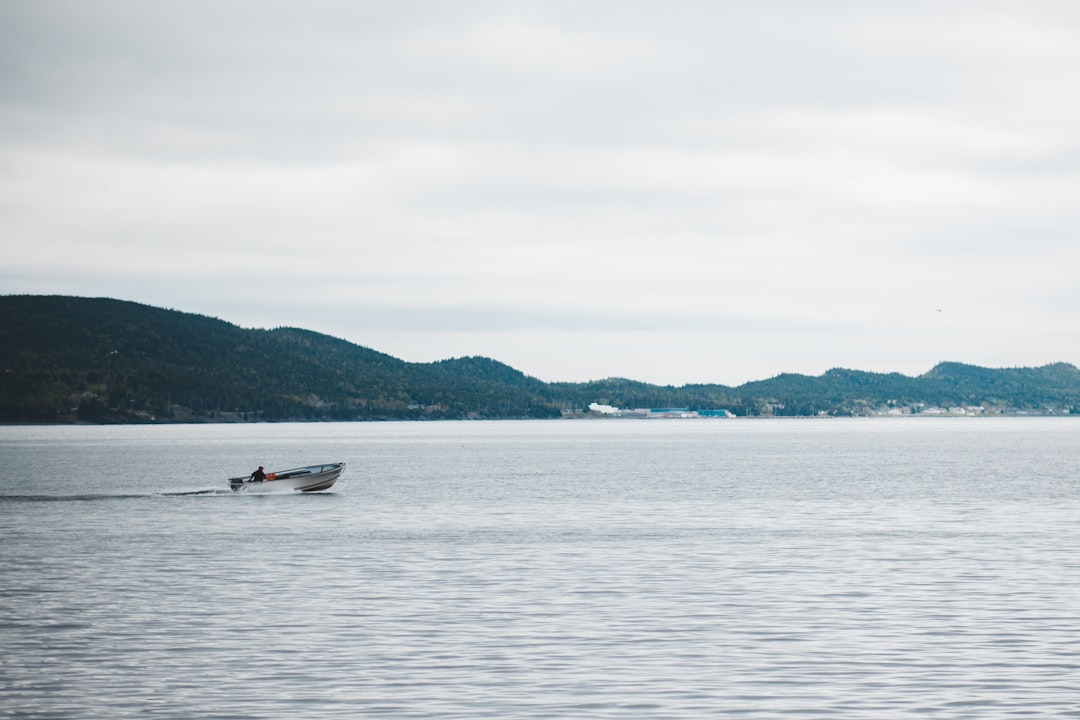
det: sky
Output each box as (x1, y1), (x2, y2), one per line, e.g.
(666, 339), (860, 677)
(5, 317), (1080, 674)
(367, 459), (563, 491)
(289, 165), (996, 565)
(2, 1), (1079, 387)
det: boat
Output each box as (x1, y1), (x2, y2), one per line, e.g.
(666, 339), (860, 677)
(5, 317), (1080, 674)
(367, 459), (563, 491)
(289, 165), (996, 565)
(229, 463), (345, 493)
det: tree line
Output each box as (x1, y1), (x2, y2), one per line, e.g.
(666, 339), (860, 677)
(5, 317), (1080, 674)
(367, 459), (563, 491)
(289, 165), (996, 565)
(2, 295), (1078, 423)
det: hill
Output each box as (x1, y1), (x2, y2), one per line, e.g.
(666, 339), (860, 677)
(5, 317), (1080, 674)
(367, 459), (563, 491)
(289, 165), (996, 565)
(1, 295), (1078, 422)
(0, 296), (557, 422)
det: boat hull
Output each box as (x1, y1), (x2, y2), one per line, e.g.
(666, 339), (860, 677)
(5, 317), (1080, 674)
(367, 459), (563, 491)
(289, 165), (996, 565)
(229, 463), (344, 493)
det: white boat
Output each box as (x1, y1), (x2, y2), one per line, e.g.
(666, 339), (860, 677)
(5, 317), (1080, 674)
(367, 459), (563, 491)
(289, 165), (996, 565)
(229, 463), (344, 493)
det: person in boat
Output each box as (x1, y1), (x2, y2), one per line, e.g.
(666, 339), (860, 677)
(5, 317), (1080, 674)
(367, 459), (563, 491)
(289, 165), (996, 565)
(249, 466), (267, 482)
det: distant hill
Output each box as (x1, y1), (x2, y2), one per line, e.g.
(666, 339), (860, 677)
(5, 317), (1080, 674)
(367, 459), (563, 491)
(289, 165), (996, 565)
(1, 295), (1078, 422)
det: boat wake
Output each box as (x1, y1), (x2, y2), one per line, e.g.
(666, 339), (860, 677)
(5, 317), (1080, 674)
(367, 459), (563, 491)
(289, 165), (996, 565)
(160, 488), (235, 497)
(3, 488), (236, 502)
(2, 485), (338, 503)
(0, 493), (154, 503)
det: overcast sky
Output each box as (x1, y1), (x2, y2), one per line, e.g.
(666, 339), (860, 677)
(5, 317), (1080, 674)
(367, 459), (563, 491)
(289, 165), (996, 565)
(2, 1), (1078, 386)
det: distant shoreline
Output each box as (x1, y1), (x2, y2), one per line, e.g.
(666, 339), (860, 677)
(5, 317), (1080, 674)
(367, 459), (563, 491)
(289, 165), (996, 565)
(3, 412), (1076, 428)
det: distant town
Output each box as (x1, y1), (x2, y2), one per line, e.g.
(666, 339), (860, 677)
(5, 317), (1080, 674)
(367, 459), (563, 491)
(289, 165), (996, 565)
(582, 403), (736, 419)
(578, 402), (1070, 419)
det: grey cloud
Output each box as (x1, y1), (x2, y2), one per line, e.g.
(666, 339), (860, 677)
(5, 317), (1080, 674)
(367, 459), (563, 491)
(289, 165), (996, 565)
(2, 1), (1079, 384)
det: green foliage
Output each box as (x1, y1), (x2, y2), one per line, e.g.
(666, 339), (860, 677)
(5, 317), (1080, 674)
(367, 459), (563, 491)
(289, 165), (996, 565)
(2, 295), (1078, 423)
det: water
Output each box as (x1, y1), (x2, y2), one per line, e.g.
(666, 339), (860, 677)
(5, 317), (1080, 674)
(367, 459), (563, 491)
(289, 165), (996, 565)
(2, 418), (1079, 718)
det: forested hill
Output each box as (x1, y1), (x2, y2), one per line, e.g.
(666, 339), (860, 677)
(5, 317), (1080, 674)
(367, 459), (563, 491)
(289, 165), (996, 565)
(2, 295), (1078, 423)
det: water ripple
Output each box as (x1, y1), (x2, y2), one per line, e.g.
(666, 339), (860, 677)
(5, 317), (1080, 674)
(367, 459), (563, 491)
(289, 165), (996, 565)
(3, 419), (1080, 718)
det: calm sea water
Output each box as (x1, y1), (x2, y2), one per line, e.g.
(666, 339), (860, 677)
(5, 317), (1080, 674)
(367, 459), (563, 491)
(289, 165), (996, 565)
(1, 418), (1079, 719)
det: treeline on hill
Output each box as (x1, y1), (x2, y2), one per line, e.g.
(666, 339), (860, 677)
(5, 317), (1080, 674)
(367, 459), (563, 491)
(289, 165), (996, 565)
(1, 295), (1079, 423)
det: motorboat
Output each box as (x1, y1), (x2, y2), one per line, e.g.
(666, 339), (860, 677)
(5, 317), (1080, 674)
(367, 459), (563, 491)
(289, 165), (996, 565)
(229, 462), (345, 493)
